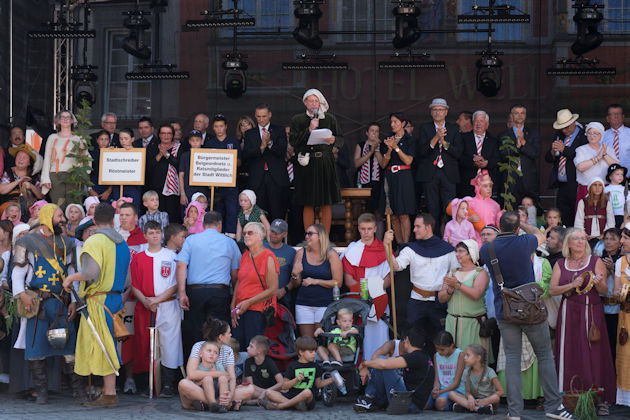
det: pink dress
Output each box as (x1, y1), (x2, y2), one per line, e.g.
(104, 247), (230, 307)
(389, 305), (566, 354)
(468, 195), (501, 243)
(555, 255), (616, 403)
(443, 218), (476, 247)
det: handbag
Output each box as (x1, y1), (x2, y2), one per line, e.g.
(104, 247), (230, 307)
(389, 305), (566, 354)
(477, 315), (497, 338)
(16, 289), (41, 319)
(89, 297), (131, 341)
(488, 241), (548, 325)
(250, 253), (275, 327)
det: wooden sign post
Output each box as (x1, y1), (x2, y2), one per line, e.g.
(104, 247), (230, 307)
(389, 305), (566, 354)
(189, 148), (238, 210)
(98, 148), (146, 197)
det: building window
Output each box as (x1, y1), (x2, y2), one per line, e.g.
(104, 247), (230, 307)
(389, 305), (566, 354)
(226, 0), (291, 33)
(598, 0), (629, 33)
(104, 31), (151, 119)
(338, 0), (393, 42)
(457, 0), (527, 42)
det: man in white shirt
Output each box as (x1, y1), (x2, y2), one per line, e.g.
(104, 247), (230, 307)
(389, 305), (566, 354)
(603, 104), (630, 169)
(384, 213), (458, 336)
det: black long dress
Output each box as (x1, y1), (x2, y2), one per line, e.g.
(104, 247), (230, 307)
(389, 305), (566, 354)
(289, 113), (344, 206)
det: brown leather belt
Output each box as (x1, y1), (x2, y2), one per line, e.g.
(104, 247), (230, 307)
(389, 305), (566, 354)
(602, 296), (618, 306)
(412, 286), (436, 299)
(188, 284), (229, 290)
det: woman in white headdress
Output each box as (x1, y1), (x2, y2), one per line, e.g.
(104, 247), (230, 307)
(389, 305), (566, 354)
(289, 89), (343, 234)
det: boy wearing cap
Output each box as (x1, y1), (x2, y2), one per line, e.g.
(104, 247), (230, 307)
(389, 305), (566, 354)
(604, 163), (629, 228)
(265, 218), (296, 309)
(178, 130), (210, 208)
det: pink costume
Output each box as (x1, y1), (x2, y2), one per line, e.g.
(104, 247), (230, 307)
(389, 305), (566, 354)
(443, 198), (477, 247)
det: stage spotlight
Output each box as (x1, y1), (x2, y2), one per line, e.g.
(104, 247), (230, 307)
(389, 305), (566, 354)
(392, 1), (421, 49)
(571, 1), (603, 56)
(293, 1), (324, 50)
(122, 9), (152, 60)
(476, 54), (502, 97)
(71, 65), (98, 106)
(223, 52), (248, 98)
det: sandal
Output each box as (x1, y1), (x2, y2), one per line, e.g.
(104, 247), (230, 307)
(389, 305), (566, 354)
(597, 402), (610, 416)
(230, 400), (242, 411)
(262, 399), (278, 410)
(208, 402), (219, 412)
(190, 400), (206, 411)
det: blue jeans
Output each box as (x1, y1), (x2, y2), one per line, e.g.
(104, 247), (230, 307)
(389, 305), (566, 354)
(498, 319), (562, 417)
(364, 358), (419, 412)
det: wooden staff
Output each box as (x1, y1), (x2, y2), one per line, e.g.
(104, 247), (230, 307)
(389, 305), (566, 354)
(383, 177), (398, 339)
(120, 185), (123, 199)
(210, 186), (215, 211)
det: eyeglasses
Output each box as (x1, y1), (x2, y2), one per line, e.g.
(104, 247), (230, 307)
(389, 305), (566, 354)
(305, 231), (318, 237)
(243, 230), (257, 236)
(586, 132), (601, 137)
(240, 122), (251, 127)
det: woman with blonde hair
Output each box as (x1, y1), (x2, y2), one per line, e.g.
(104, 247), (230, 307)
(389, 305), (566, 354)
(40, 110), (89, 207)
(550, 227), (616, 412)
(291, 223), (342, 337)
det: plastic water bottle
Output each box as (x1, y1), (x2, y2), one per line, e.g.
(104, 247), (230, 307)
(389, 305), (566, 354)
(331, 370), (347, 395)
(332, 282), (340, 301)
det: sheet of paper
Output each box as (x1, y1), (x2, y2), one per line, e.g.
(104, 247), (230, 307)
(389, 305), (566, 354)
(307, 128), (333, 145)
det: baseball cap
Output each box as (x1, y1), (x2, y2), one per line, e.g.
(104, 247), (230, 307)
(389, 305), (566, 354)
(270, 219), (288, 234)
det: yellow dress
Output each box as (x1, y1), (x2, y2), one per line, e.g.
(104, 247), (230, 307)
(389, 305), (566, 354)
(74, 232), (130, 376)
(617, 258), (630, 406)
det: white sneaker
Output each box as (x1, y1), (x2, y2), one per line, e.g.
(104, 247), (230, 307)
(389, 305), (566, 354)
(546, 404), (575, 419)
(123, 377), (136, 394)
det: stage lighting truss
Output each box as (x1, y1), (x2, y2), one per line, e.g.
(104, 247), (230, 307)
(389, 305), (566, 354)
(546, 57), (615, 77)
(184, 2), (256, 30)
(292, 0), (325, 50)
(476, 50), (503, 98)
(125, 64), (190, 80)
(282, 52), (348, 71)
(28, 29), (95, 39)
(457, 0), (530, 24)
(379, 51), (445, 69)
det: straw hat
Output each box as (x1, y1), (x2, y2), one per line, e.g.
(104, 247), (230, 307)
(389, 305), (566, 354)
(553, 109), (579, 129)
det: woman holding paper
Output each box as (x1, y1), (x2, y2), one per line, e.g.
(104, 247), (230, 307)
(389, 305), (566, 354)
(146, 124), (182, 223)
(289, 89), (343, 234)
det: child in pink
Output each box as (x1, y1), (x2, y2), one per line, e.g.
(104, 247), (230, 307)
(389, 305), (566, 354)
(444, 199), (476, 247)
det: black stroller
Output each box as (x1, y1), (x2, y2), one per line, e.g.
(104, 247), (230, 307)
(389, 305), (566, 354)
(316, 298), (370, 406)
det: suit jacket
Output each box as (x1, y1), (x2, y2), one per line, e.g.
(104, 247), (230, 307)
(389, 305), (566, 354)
(132, 134), (157, 149)
(242, 124), (289, 188)
(416, 121), (463, 183)
(498, 125), (541, 195)
(459, 131), (500, 188)
(544, 126), (587, 189)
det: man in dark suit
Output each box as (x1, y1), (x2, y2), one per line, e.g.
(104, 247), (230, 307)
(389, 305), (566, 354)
(498, 104), (541, 201)
(459, 110), (500, 197)
(133, 116), (157, 148)
(243, 104), (289, 222)
(416, 98), (463, 231)
(93, 112), (120, 148)
(544, 109), (587, 227)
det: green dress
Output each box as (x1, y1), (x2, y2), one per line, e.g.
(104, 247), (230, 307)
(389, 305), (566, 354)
(445, 267), (494, 363)
(289, 113), (343, 206)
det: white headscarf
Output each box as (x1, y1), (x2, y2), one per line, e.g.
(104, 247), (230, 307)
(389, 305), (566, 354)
(303, 88), (329, 119)
(12, 223), (30, 246)
(240, 189), (257, 207)
(585, 121), (605, 139)
(461, 239), (480, 265)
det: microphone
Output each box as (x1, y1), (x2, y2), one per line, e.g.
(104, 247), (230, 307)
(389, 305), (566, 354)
(554, 136), (560, 157)
(312, 109), (318, 120)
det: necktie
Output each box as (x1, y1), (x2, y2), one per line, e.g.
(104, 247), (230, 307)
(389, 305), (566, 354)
(557, 136), (571, 178)
(287, 161), (294, 182)
(435, 143), (444, 168)
(475, 135), (484, 174)
(262, 127), (268, 171)
(613, 129), (620, 160)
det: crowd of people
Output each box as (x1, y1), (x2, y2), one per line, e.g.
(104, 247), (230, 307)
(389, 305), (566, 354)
(0, 90), (628, 419)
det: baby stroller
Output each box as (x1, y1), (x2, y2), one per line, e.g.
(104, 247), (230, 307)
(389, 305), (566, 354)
(317, 298), (370, 406)
(264, 303), (297, 372)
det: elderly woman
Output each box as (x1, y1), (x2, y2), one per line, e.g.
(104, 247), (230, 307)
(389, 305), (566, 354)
(291, 223), (343, 338)
(0, 144), (44, 215)
(574, 121), (618, 206)
(438, 239), (491, 360)
(181, 317), (255, 411)
(550, 228), (616, 410)
(574, 178), (615, 246)
(146, 124), (182, 223)
(41, 110), (89, 207)
(614, 224), (630, 407)
(290, 89), (343, 234)
(231, 222), (279, 349)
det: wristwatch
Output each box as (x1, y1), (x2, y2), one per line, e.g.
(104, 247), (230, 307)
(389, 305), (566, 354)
(395, 147), (401, 153)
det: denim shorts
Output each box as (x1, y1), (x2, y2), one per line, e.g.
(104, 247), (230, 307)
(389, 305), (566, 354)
(426, 391), (455, 411)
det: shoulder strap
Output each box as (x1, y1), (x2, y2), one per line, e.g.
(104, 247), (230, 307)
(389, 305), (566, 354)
(250, 251), (271, 307)
(488, 242), (504, 288)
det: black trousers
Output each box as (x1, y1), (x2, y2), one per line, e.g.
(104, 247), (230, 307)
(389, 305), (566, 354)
(406, 298), (446, 339)
(159, 193), (182, 224)
(555, 182), (577, 228)
(253, 172), (287, 222)
(423, 170), (456, 232)
(182, 286), (230, 358)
